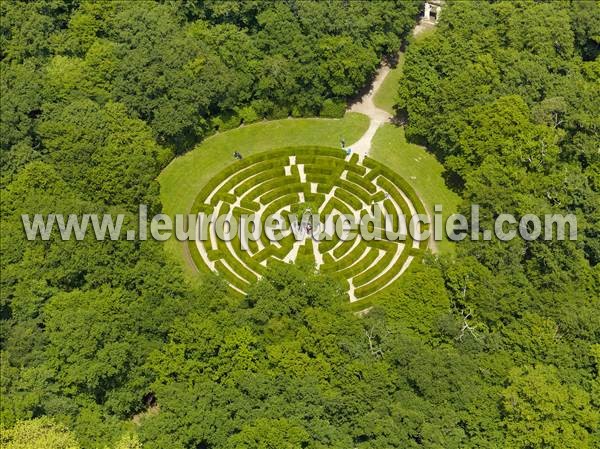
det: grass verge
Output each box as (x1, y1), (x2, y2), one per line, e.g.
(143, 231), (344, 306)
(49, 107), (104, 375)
(373, 52), (405, 115)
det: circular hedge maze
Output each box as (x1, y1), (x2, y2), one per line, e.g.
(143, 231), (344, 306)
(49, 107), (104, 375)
(189, 147), (428, 302)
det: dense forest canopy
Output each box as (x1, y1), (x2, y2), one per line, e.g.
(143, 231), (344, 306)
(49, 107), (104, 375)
(1, 0), (419, 159)
(1, 1), (599, 449)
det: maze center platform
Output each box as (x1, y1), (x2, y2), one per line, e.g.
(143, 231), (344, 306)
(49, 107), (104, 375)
(190, 147), (427, 302)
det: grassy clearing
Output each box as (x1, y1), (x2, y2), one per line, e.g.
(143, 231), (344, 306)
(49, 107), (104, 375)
(159, 113), (369, 270)
(370, 124), (461, 254)
(373, 53), (405, 115)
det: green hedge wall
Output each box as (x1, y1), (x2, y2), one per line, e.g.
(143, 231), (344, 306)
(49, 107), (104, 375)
(261, 183), (308, 204)
(187, 146), (426, 298)
(337, 248), (379, 279)
(334, 187), (363, 210)
(354, 248), (415, 298)
(232, 167), (287, 196)
(353, 248), (395, 287)
(346, 171), (376, 194)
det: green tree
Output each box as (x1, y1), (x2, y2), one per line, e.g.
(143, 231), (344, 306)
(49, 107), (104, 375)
(502, 364), (599, 449)
(0, 417), (80, 449)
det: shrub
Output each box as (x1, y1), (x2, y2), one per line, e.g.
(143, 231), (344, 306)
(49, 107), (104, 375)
(236, 105), (260, 124)
(270, 105), (290, 119)
(320, 99), (346, 118)
(212, 110), (242, 131)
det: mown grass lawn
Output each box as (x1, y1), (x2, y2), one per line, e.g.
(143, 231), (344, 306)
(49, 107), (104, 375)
(370, 124), (461, 254)
(373, 52), (405, 115)
(159, 113), (369, 270)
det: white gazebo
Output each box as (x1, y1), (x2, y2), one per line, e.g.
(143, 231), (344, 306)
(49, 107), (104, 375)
(423, 0), (444, 23)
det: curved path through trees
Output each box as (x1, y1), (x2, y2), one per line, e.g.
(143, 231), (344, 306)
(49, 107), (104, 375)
(346, 66), (392, 159)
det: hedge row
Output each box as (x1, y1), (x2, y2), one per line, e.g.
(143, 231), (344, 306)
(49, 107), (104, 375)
(305, 192), (325, 205)
(261, 182), (308, 204)
(332, 238), (356, 260)
(271, 233), (297, 259)
(323, 240), (369, 273)
(207, 248), (222, 260)
(364, 167), (380, 182)
(188, 240), (212, 274)
(352, 247), (396, 287)
(209, 191), (237, 206)
(305, 173), (334, 187)
(231, 243), (268, 276)
(245, 238), (260, 255)
(320, 197), (335, 217)
(302, 163), (343, 179)
(254, 232), (296, 262)
(239, 198), (261, 211)
(298, 156), (345, 168)
(215, 202), (231, 216)
(366, 238), (403, 252)
(376, 177), (429, 245)
(261, 193), (298, 223)
(244, 176), (301, 204)
(295, 153), (345, 164)
(317, 232), (341, 253)
(345, 161), (366, 176)
(354, 248), (417, 298)
(232, 167), (287, 196)
(337, 179), (372, 205)
(346, 171), (376, 194)
(316, 179), (336, 194)
(334, 186), (363, 210)
(193, 158), (283, 211)
(364, 156), (426, 216)
(337, 247), (379, 279)
(222, 250), (260, 284)
(218, 235), (266, 277)
(231, 206), (257, 217)
(372, 191), (386, 202)
(191, 145), (344, 215)
(328, 196), (354, 217)
(213, 259), (251, 291)
(376, 177), (410, 216)
(224, 160), (288, 192)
